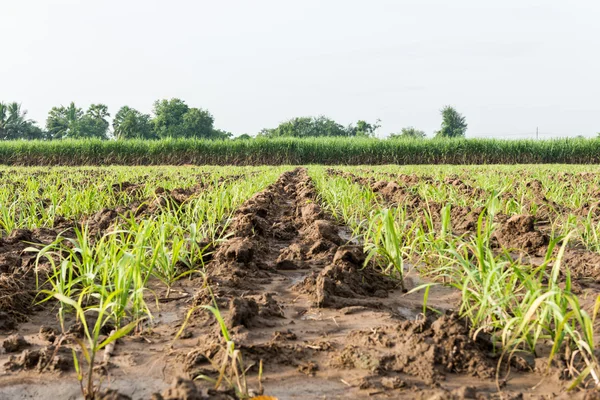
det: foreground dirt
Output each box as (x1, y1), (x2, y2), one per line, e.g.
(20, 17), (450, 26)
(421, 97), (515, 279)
(0, 168), (586, 399)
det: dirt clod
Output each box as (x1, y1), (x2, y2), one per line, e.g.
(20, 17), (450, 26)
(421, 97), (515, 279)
(152, 377), (203, 400)
(221, 237), (255, 264)
(227, 297), (259, 329)
(5, 345), (73, 372)
(39, 326), (58, 343)
(493, 214), (547, 254)
(2, 334), (29, 353)
(331, 313), (494, 385)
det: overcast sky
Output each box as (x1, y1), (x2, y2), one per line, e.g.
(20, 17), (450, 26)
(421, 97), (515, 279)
(1, 0), (598, 139)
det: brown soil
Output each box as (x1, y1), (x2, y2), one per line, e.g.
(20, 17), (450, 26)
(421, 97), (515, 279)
(492, 214), (548, 256)
(0, 168), (577, 399)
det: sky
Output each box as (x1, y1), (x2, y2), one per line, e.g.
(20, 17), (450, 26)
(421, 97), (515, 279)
(1, 0), (599, 139)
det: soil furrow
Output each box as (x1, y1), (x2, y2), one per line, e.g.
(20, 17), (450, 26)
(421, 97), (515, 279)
(184, 168), (562, 399)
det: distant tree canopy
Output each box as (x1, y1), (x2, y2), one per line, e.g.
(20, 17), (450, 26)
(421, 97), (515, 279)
(435, 106), (467, 138)
(389, 127), (426, 140)
(0, 102), (44, 140)
(0, 99), (475, 142)
(46, 102), (110, 140)
(113, 106), (154, 140)
(259, 116), (380, 138)
(151, 98), (230, 139)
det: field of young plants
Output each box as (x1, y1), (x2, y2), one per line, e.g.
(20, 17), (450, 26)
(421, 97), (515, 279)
(1, 165), (600, 399)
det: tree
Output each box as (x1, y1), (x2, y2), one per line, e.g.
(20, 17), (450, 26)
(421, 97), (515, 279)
(46, 102), (110, 139)
(435, 106), (467, 138)
(210, 128), (233, 139)
(113, 106), (155, 139)
(259, 116), (343, 138)
(235, 134), (252, 140)
(259, 116), (379, 138)
(348, 119), (381, 137)
(46, 102), (83, 139)
(80, 104), (111, 139)
(182, 108), (215, 138)
(389, 127), (426, 139)
(0, 102), (45, 140)
(152, 98), (219, 139)
(152, 98), (189, 138)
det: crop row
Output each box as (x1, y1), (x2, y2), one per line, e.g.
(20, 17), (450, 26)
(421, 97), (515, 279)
(310, 166), (600, 388)
(0, 166), (263, 235)
(4, 137), (600, 165)
(333, 165), (600, 254)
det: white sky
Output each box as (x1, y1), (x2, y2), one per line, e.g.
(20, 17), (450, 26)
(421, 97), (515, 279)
(1, 0), (599, 139)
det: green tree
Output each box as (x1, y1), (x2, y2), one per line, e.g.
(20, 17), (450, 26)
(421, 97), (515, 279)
(46, 102), (83, 139)
(435, 106), (467, 138)
(46, 102), (110, 139)
(348, 119), (381, 137)
(260, 116), (371, 138)
(113, 106), (155, 139)
(152, 98), (219, 139)
(389, 127), (426, 139)
(210, 128), (233, 139)
(0, 102), (45, 140)
(152, 98), (189, 138)
(182, 107), (215, 138)
(81, 104), (110, 139)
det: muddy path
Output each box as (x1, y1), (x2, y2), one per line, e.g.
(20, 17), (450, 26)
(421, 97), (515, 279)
(185, 168), (565, 399)
(0, 168), (574, 399)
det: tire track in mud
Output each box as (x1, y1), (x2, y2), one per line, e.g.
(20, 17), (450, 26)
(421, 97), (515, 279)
(184, 168), (546, 399)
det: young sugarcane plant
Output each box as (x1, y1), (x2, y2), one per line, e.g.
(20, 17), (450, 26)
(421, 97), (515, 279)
(174, 280), (257, 398)
(151, 223), (194, 298)
(364, 208), (407, 290)
(50, 290), (139, 399)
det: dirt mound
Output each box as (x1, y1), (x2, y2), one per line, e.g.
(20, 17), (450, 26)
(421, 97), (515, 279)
(151, 376), (241, 400)
(331, 313), (495, 385)
(226, 294), (284, 329)
(370, 181), (422, 208)
(0, 227), (67, 328)
(444, 177), (488, 199)
(297, 245), (397, 308)
(302, 219), (343, 246)
(576, 201), (600, 219)
(493, 214), (548, 255)
(525, 179), (544, 193)
(85, 208), (119, 234)
(110, 181), (144, 197)
(152, 377), (205, 400)
(451, 206), (483, 234)
(561, 250), (600, 282)
(2, 334), (29, 353)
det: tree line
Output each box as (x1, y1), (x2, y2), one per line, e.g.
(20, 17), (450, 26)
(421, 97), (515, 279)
(0, 99), (468, 140)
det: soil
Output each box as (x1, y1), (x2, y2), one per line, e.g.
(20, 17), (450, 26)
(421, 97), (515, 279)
(0, 168), (588, 399)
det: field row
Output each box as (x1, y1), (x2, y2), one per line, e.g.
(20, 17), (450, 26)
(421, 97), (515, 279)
(4, 137), (600, 165)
